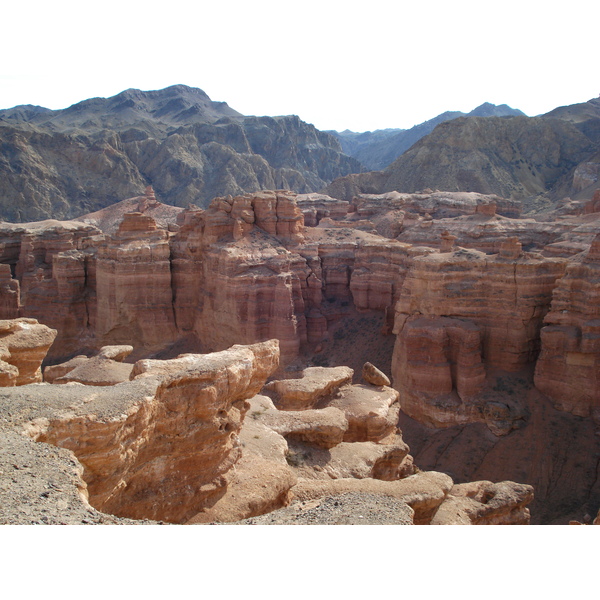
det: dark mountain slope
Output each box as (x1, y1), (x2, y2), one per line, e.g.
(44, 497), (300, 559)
(329, 103), (525, 170)
(0, 86), (363, 222)
(382, 116), (593, 202)
(325, 98), (600, 212)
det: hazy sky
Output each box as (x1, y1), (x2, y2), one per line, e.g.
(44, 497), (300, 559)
(2, 0), (597, 132)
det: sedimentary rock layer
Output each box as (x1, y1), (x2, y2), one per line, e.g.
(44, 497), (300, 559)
(391, 244), (565, 428)
(535, 234), (600, 416)
(15, 340), (280, 523)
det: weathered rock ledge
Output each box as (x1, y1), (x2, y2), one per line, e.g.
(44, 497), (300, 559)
(1, 339), (279, 524)
(0, 328), (533, 525)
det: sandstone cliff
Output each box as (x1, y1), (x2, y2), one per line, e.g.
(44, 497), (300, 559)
(534, 234), (600, 417)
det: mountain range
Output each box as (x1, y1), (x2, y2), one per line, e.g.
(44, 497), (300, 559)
(1, 85), (599, 221)
(0, 85), (362, 221)
(328, 102), (526, 170)
(326, 97), (600, 212)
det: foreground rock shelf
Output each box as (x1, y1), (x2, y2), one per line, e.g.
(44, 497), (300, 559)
(0, 326), (534, 525)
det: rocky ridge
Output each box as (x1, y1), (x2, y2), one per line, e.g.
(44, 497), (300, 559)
(2, 90), (600, 226)
(325, 97), (600, 212)
(329, 102), (526, 171)
(0, 86), (362, 222)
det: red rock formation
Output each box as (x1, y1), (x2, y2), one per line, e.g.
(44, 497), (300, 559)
(192, 240), (309, 364)
(296, 193), (351, 227)
(0, 221), (100, 359)
(393, 316), (486, 427)
(353, 191), (522, 222)
(534, 234), (600, 416)
(169, 192), (311, 364)
(391, 245), (565, 428)
(0, 192), (407, 366)
(349, 238), (412, 319)
(95, 212), (177, 351)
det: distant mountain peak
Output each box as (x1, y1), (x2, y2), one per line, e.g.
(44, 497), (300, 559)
(468, 102), (526, 117)
(7, 85), (244, 132)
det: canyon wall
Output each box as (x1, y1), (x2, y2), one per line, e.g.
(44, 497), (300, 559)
(390, 243), (566, 429)
(534, 233), (600, 417)
(1, 188), (600, 522)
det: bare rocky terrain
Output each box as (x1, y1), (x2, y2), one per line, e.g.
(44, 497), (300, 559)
(329, 102), (525, 171)
(2, 87), (599, 224)
(0, 86), (362, 222)
(0, 182), (599, 525)
(325, 97), (600, 214)
(1, 90), (600, 526)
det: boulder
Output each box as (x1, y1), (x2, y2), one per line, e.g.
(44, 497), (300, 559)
(361, 362), (391, 386)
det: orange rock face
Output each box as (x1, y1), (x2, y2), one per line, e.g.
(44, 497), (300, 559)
(534, 234), (600, 416)
(0, 221), (100, 358)
(32, 340), (280, 523)
(391, 246), (565, 428)
(95, 212), (178, 350)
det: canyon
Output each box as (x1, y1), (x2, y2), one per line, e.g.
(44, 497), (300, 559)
(2, 88), (600, 525)
(1, 184), (600, 524)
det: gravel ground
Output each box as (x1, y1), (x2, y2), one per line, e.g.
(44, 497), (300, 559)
(231, 492), (414, 525)
(0, 429), (157, 525)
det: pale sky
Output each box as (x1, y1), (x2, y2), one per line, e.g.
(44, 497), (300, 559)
(2, 0), (597, 132)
